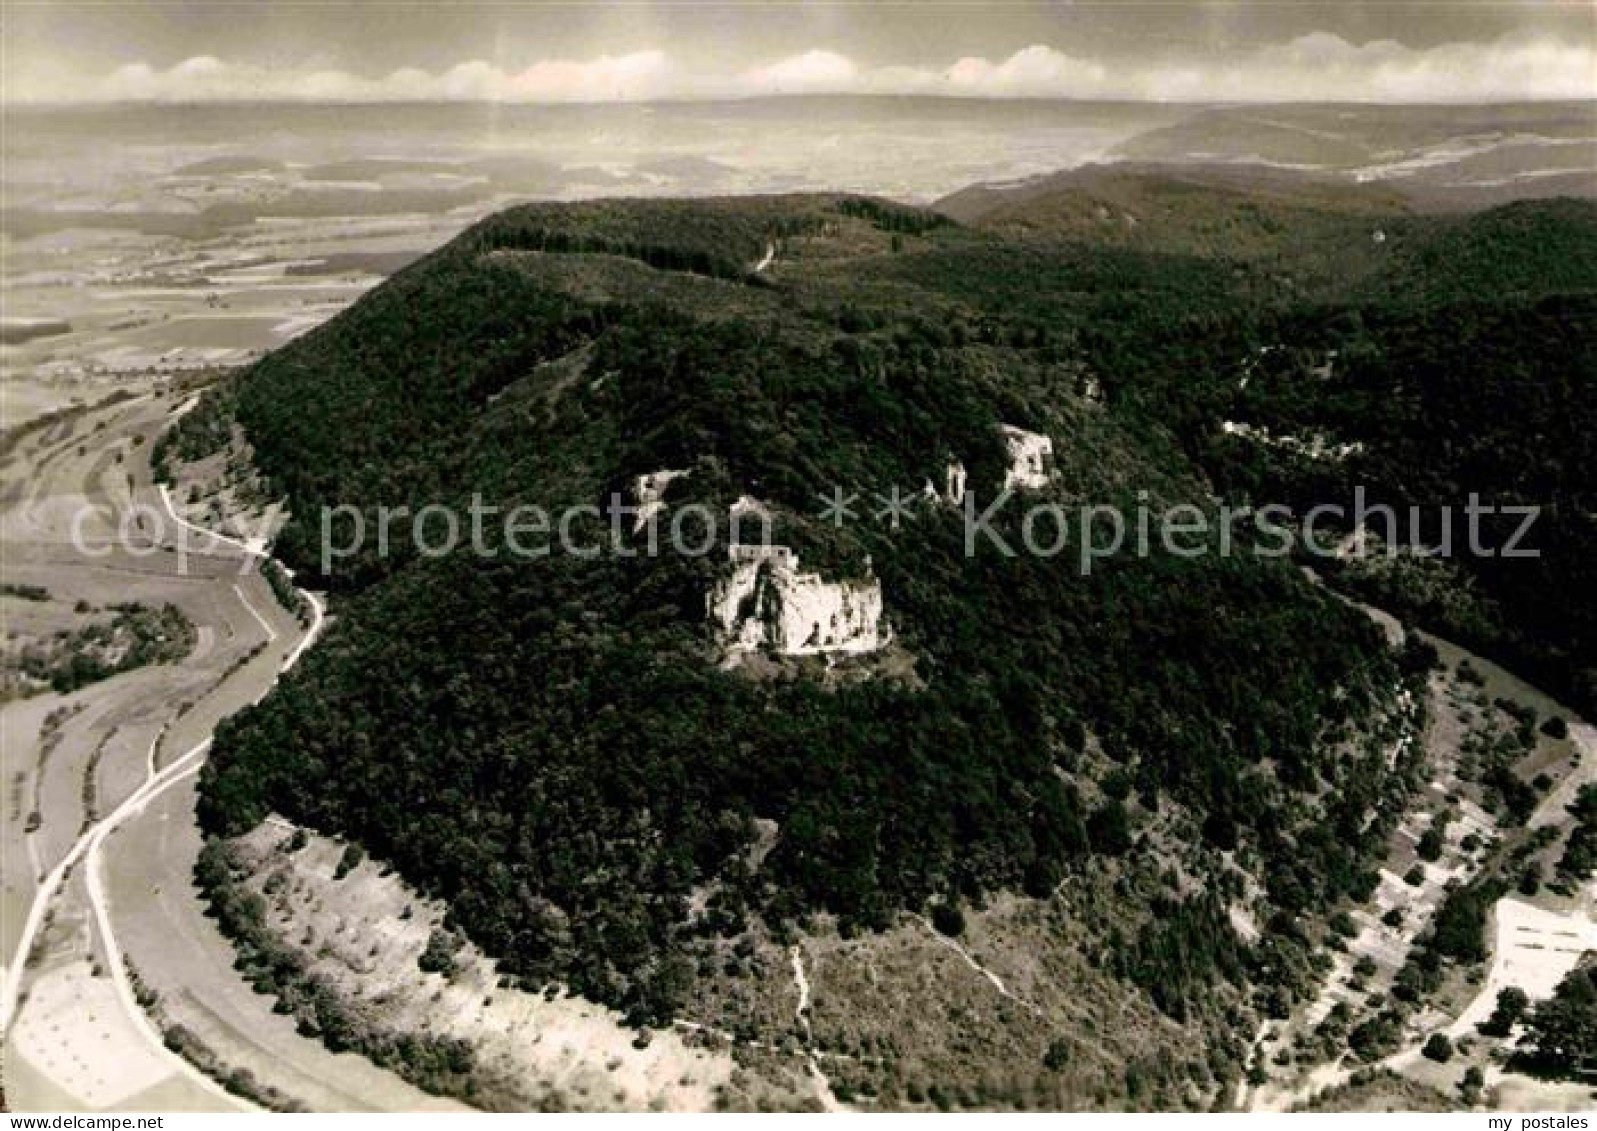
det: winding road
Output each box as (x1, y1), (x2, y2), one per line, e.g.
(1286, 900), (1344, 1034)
(1, 393), (325, 1108)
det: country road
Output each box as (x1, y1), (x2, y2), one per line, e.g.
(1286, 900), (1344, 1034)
(81, 741), (243, 1108)
(1, 391), (327, 1110)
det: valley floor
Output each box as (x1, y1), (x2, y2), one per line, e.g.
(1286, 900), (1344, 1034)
(1239, 625), (1596, 1114)
(0, 389), (437, 1112)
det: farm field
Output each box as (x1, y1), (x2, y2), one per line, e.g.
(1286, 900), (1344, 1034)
(0, 390), (419, 1112)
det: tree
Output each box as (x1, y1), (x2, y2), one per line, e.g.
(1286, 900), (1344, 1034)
(1478, 985), (1529, 1037)
(1417, 825), (1445, 863)
(1517, 965), (1597, 1079)
(334, 842), (365, 880)
(930, 902), (966, 938)
(1422, 1033), (1453, 1063)
(1348, 1013), (1402, 1061)
(1087, 801), (1133, 855)
(418, 928), (461, 977)
(1430, 882), (1496, 963)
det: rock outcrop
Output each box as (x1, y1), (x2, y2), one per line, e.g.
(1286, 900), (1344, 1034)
(1001, 425), (1053, 489)
(630, 468), (690, 532)
(708, 501), (888, 660)
(922, 461), (968, 506)
(944, 460), (968, 503)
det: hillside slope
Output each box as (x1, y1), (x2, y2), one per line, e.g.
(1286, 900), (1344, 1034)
(936, 170), (1597, 710)
(160, 186), (1595, 1108)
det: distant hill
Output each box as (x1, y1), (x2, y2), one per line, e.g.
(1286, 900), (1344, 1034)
(938, 164), (1597, 305)
(936, 162), (1413, 228)
(1362, 196), (1597, 305)
(172, 154), (287, 177)
(1106, 101), (1597, 206)
(934, 164), (1413, 288)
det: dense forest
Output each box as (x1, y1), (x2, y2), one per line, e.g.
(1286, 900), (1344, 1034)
(177, 186), (1590, 1046)
(1190, 292), (1597, 716)
(943, 184), (1597, 715)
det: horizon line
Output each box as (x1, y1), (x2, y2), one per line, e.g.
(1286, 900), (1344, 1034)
(8, 92), (1597, 111)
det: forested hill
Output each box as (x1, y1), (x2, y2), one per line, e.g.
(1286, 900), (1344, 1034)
(938, 168), (1597, 711)
(172, 183), (1586, 1060)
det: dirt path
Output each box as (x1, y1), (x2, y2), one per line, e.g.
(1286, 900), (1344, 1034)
(232, 582), (278, 642)
(1530, 721), (1596, 832)
(905, 913), (1041, 1016)
(789, 945), (844, 1112)
(81, 743), (245, 1108)
(157, 483), (270, 557)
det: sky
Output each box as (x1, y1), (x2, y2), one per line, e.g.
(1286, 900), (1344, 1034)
(4, 1), (1595, 104)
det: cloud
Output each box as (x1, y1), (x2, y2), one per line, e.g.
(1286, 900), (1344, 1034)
(82, 51), (678, 104)
(739, 50), (858, 95)
(10, 35), (1595, 105)
(1169, 33), (1597, 103)
(940, 45), (1111, 97)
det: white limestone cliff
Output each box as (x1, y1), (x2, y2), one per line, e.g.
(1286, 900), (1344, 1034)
(922, 461), (968, 506)
(1000, 425), (1053, 490)
(631, 469), (690, 532)
(708, 505), (887, 659)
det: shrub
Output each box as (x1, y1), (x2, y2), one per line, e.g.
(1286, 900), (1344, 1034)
(333, 842), (365, 880)
(1044, 1039), (1070, 1071)
(1478, 986), (1529, 1037)
(418, 928), (461, 977)
(1422, 1033), (1453, 1063)
(930, 902), (966, 938)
